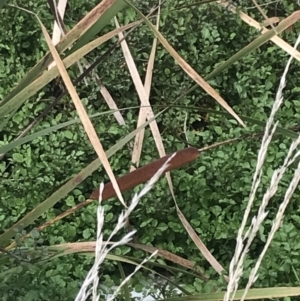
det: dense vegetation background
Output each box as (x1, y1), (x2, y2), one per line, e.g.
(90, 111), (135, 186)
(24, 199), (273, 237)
(1, 0), (300, 300)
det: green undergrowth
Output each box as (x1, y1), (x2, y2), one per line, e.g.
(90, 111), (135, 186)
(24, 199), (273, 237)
(1, 0), (300, 300)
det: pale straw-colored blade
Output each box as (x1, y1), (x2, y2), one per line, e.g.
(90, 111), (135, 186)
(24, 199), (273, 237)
(38, 17), (126, 207)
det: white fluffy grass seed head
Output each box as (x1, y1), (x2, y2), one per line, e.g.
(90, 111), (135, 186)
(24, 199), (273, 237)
(224, 34), (300, 301)
(75, 152), (177, 301)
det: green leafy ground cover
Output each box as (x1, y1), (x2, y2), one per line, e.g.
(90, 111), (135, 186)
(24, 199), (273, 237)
(1, 0), (300, 300)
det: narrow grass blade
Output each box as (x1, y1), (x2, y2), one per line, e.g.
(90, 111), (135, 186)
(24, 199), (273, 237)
(38, 243), (193, 293)
(128, 243), (207, 280)
(115, 14), (173, 189)
(176, 207), (227, 281)
(117, 262), (131, 301)
(68, 0), (128, 55)
(7, 102), (292, 157)
(0, 21), (138, 118)
(49, 0), (68, 49)
(158, 287), (300, 301)
(100, 80), (126, 125)
(130, 1), (161, 170)
(124, 1), (245, 127)
(1, 0), (127, 107)
(0, 112), (163, 248)
(168, 11), (300, 112)
(218, 1), (300, 62)
(115, 9), (175, 200)
(0, 111), (116, 154)
(205, 11), (300, 81)
(172, 105), (299, 139)
(39, 13), (126, 207)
